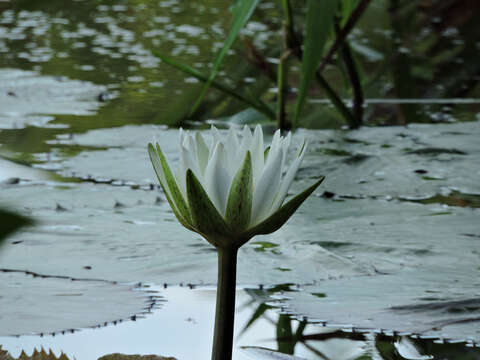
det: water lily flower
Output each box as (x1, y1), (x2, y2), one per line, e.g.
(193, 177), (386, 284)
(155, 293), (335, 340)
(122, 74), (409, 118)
(148, 125), (324, 248)
(148, 125), (324, 360)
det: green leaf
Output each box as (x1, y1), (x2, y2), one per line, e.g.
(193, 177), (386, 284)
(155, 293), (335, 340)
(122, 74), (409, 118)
(294, 0), (339, 124)
(0, 208), (34, 246)
(153, 51), (275, 119)
(190, 0), (261, 115)
(186, 169), (232, 245)
(240, 177), (325, 242)
(225, 151), (252, 232)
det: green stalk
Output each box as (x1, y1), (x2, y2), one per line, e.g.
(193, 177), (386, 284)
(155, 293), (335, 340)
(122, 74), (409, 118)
(211, 246), (238, 360)
(335, 21), (363, 128)
(276, 51), (288, 130)
(315, 72), (356, 126)
(277, 17), (292, 131)
(282, 2), (355, 128)
(281, 0), (294, 34)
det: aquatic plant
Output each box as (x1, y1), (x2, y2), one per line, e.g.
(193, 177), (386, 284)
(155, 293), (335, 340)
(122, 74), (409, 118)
(148, 125), (323, 360)
(154, 0), (371, 130)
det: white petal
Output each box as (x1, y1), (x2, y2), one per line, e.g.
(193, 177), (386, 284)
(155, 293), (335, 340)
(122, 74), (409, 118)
(270, 129), (281, 155)
(270, 141), (307, 212)
(224, 126), (239, 162)
(210, 125), (222, 148)
(223, 126), (240, 177)
(251, 144), (283, 225)
(250, 125), (264, 184)
(195, 132), (209, 175)
(183, 134), (202, 179)
(204, 143), (231, 215)
(241, 125), (253, 145)
(179, 128), (185, 146)
(239, 125), (252, 150)
(233, 125), (251, 172)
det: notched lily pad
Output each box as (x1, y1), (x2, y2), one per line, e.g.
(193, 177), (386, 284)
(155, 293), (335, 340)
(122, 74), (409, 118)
(0, 69), (106, 129)
(98, 355), (176, 360)
(0, 348), (70, 360)
(241, 347), (307, 360)
(0, 270), (161, 336)
(406, 148), (467, 156)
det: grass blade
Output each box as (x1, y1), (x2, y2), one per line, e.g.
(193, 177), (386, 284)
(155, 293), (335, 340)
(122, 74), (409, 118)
(190, 0), (261, 115)
(294, 0), (339, 125)
(341, 0), (360, 24)
(153, 51), (275, 119)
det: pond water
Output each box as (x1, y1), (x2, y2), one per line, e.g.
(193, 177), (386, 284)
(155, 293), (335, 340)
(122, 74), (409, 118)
(0, 0), (479, 359)
(1, 286), (479, 360)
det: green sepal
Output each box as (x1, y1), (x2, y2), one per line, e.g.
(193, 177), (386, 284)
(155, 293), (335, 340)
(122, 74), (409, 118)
(264, 146), (270, 161)
(148, 144), (195, 231)
(154, 143), (192, 223)
(186, 169), (232, 245)
(161, 185), (196, 232)
(238, 176), (325, 245)
(225, 151), (252, 232)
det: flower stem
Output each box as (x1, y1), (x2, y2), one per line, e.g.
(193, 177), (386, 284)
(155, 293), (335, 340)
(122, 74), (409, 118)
(211, 246), (238, 360)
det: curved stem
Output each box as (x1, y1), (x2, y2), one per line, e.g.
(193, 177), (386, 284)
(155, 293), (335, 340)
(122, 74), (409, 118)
(211, 246), (238, 360)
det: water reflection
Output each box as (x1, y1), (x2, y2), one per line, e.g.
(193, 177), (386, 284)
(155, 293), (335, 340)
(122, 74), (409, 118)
(1, 286), (477, 360)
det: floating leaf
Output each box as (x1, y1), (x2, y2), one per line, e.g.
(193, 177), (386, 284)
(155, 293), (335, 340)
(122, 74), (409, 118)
(241, 346), (307, 360)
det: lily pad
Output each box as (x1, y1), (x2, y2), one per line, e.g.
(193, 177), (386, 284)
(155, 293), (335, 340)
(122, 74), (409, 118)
(0, 69), (106, 129)
(0, 270), (159, 336)
(241, 347), (307, 360)
(2, 122), (480, 343)
(98, 355), (176, 360)
(55, 121), (480, 201)
(0, 181), (368, 285)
